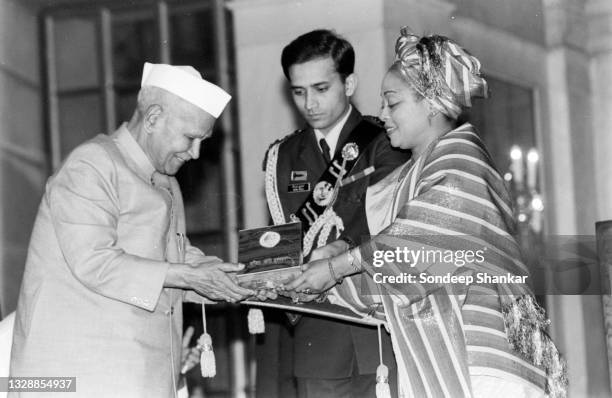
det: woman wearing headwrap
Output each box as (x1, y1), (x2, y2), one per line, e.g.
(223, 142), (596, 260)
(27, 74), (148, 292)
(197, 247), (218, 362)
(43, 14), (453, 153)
(285, 28), (567, 398)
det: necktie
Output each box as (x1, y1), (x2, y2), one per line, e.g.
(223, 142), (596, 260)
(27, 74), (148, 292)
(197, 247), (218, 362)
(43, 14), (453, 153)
(319, 138), (331, 164)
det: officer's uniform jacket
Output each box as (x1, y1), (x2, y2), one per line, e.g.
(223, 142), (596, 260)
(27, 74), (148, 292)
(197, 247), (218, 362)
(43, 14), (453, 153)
(264, 107), (410, 378)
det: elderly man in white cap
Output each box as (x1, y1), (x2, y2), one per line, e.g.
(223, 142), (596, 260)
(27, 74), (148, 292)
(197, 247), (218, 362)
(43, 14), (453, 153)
(9, 63), (257, 397)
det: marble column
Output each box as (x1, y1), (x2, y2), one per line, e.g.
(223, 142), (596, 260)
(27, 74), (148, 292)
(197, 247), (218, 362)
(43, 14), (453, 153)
(588, 0), (612, 221)
(542, 0), (611, 396)
(588, 0), (612, 391)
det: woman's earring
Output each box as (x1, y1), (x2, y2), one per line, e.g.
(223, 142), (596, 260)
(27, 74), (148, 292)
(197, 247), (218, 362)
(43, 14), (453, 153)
(427, 110), (437, 124)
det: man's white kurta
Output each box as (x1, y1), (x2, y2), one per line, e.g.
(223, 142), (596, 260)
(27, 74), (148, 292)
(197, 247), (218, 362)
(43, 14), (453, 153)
(10, 125), (204, 397)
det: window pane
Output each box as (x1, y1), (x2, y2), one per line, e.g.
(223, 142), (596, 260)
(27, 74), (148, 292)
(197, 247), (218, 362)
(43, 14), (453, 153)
(58, 94), (103, 158)
(112, 14), (157, 87)
(55, 17), (99, 91)
(463, 77), (535, 172)
(170, 7), (217, 81)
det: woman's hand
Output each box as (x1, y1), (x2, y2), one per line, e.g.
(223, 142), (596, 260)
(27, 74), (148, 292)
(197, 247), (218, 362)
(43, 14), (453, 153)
(283, 258), (337, 295)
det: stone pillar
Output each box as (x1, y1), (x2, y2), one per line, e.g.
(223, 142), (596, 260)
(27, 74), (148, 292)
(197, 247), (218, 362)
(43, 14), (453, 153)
(542, 0), (611, 396)
(589, 0), (612, 391)
(588, 0), (612, 222)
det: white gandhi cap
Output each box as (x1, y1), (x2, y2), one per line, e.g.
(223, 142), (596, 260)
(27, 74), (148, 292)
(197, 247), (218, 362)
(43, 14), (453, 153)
(141, 62), (231, 118)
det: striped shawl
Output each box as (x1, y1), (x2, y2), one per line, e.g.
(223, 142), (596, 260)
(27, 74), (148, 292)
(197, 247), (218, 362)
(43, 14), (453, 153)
(331, 123), (566, 398)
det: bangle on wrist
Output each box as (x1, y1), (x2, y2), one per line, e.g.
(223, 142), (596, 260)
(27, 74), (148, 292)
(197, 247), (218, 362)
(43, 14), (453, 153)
(347, 248), (361, 273)
(328, 257), (343, 284)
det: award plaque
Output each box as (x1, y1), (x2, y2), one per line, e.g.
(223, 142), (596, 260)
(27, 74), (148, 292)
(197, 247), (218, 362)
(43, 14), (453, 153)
(237, 222), (382, 326)
(236, 222), (302, 290)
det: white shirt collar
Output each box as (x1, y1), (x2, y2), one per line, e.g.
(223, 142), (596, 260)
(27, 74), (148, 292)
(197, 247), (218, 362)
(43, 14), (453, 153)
(314, 104), (352, 158)
(114, 123), (156, 183)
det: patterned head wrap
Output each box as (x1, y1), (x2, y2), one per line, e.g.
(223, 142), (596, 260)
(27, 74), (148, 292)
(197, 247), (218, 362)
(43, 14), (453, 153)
(393, 27), (488, 119)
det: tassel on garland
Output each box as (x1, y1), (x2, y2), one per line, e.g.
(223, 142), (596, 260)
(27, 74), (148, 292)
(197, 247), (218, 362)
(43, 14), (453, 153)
(375, 323), (391, 398)
(376, 364), (391, 398)
(248, 308), (265, 334)
(197, 333), (216, 377)
(199, 303), (216, 378)
(502, 295), (568, 398)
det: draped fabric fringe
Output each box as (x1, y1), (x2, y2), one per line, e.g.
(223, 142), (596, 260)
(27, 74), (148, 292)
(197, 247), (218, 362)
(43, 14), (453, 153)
(502, 296), (568, 398)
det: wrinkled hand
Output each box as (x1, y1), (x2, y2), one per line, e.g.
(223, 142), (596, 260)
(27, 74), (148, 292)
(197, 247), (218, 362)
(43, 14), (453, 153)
(282, 259), (336, 295)
(308, 240), (349, 261)
(185, 254), (223, 267)
(182, 261), (255, 303)
(180, 326), (200, 374)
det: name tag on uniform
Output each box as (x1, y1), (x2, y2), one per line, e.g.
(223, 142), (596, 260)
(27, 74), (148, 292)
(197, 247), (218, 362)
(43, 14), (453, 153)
(290, 171), (308, 181)
(287, 183), (310, 193)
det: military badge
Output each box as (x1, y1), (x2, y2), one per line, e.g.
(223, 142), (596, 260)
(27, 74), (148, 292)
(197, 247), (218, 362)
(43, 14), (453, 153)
(287, 183), (311, 193)
(312, 181), (334, 207)
(341, 142), (359, 161)
(290, 171), (307, 181)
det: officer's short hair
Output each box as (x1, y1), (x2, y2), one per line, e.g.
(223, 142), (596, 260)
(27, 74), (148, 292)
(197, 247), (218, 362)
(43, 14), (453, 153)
(281, 29), (355, 81)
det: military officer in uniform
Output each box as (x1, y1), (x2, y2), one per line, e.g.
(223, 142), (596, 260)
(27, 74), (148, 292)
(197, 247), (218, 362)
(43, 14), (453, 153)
(259, 30), (410, 398)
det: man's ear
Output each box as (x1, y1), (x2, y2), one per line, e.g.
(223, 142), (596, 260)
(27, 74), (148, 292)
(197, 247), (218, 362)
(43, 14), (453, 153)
(143, 104), (163, 133)
(344, 73), (358, 97)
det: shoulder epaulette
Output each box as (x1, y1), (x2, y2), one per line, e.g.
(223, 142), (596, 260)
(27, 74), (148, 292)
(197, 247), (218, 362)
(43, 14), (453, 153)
(262, 128), (304, 171)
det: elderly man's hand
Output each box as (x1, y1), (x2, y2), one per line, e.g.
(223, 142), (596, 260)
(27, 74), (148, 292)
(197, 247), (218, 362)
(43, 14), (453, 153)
(165, 262), (255, 303)
(186, 254), (223, 266)
(191, 262), (256, 302)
